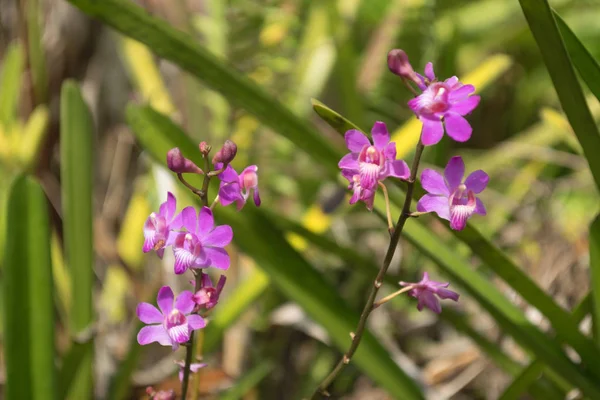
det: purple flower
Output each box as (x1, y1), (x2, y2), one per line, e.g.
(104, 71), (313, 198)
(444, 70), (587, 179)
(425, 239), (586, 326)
(407, 63), (480, 146)
(217, 164), (261, 210)
(172, 206), (233, 274)
(417, 156), (488, 230)
(338, 122), (410, 209)
(136, 286), (206, 350)
(400, 272), (459, 313)
(175, 360), (207, 382)
(143, 192), (183, 258)
(193, 272), (226, 310)
(341, 169), (377, 210)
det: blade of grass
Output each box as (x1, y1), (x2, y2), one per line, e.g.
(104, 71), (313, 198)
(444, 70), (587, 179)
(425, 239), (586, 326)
(65, 0), (342, 176)
(4, 175), (57, 400)
(553, 11), (600, 103)
(590, 216), (600, 342)
(518, 0), (600, 192)
(126, 104), (425, 400)
(60, 81), (94, 398)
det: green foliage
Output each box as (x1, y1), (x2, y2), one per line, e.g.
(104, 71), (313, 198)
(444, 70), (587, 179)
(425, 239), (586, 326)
(3, 176), (57, 400)
(519, 0), (600, 192)
(60, 81), (95, 398)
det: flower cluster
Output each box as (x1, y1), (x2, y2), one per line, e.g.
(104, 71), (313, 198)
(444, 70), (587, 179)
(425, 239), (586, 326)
(335, 49), (489, 313)
(137, 139), (259, 388)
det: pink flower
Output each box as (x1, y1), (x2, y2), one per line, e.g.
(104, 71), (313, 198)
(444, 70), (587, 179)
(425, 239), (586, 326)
(216, 164), (261, 210)
(193, 272), (226, 310)
(143, 192), (183, 258)
(137, 286), (206, 350)
(417, 156), (488, 230)
(175, 360), (207, 382)
(172, 206), (233, 274)
(407, 62), (480, 146)
(400, 272), (459, 313)
(338, 122), (410, 210)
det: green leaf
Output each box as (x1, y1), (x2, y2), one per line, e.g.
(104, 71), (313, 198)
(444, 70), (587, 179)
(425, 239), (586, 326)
(60, 81), (94, 398)
(311, 99), (366, 135)
(590, 216), (600, 342)
(65, 0), (342, 176)
(0, 42), (23, 129)
(126, 104), (424, 400)
(218, 360), (275, 400)
(554, 11), (600, 103)
(518, 0), (600, 192)
(3, 175), (57, 400)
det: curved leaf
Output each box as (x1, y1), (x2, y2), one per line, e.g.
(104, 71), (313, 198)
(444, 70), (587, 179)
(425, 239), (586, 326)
(65, 0), (341, 176)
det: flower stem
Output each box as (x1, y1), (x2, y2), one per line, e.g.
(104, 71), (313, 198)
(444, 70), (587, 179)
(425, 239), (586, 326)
(210, 195), (220, 210)
(309, 141), (425, 399)
(372, 286), (414, 309)
(181, 157), (212, 399)
(378, 182), (393, 233)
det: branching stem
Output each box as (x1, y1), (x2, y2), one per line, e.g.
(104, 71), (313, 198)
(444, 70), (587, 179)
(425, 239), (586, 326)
(309, 141), (425, 399)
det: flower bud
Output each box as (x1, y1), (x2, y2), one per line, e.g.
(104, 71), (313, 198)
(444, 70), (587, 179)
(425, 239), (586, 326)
(387, 49), (420, 85)
(199, 141), (211, 156)
(212, 140), (238, 164)
(166, 147), (203, 174)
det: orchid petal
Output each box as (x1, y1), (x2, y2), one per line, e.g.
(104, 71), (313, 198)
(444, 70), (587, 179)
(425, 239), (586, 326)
(371, 122), (390, 150)
(138, 325), (171, 346)
(464, 170), (489, 194)
(421, 169), (449, 196)
(420, 117), (444, 146)
(187, 315), (207, 330)
(444, 113), (472, 142)
(344, 129), (370, 152)
(202, 247), (230, 270)
(197, 207), (214, 236)
(416, 194), (449, 220)
(338, 153), (359, 170)
(157, 286), (174, 315)
(136, 303), (163, 324)
(204, 225), (233, 247)
(444, 156), (465, 191)
(174, 291), (195, 314)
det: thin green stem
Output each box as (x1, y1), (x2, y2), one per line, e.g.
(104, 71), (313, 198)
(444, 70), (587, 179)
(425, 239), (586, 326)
(373, 285), (414, 309)
(310, 141), (425, 399)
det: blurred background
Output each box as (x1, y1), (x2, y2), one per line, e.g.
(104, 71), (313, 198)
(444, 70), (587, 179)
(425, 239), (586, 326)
(0, 0), (599, 399)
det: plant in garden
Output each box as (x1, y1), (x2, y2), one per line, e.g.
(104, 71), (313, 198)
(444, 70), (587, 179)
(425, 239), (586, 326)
(310, 49), (482, 398)
(138, 140), (259, 398)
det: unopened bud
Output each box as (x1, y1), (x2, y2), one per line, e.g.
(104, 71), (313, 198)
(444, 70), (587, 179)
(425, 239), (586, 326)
(199, 141), (211, 156)
(212, 140), (238, 164)
(167, 147), (203, 174)
(387, 49), (420, 85)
